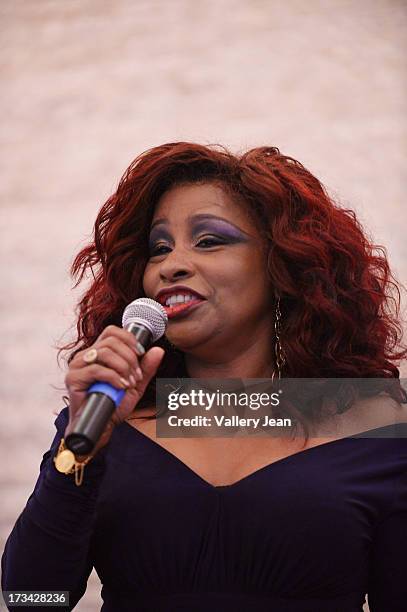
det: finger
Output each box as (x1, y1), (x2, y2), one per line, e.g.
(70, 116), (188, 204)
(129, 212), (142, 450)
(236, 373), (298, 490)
(96, 336), (141, 370)
(88, 346), (137, 383)
(72, 343), (140, 384)
(97, 325), (143, 355)
(128, 347), (165, 398)
(113, 347), (166, 419)
(72, 338), (141, 376)
(65, 363), (132, 393)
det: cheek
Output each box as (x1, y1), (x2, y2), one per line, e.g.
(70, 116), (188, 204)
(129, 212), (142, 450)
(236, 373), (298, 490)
(234, 253), (271, 303)
(217, 251), (266, 284)
(210, 254), (268, 304)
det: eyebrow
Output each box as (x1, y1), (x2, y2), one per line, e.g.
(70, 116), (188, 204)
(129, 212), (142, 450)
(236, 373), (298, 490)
(150, 213), (250, 235)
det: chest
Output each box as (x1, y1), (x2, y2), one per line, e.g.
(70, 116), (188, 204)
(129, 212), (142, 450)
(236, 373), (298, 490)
(95, 430), (387, 601)
(125, 416), (324, 487)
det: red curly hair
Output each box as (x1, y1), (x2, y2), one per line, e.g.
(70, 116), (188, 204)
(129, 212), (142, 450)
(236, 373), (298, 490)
(60, 142), (407, 414)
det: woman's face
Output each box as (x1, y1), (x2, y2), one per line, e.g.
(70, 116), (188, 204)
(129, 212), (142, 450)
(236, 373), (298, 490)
(142, 182), (274, 358)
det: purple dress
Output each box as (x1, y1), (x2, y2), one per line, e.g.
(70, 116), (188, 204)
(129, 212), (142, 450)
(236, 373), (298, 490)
(2, 406), (407, 611)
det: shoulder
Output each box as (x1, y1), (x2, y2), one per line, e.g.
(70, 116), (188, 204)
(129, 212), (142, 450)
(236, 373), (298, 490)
(311, 394), (407, 439)
(343, 394), (407, 430)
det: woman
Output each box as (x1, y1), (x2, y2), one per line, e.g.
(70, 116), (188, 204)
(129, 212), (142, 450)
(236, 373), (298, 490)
(2, 142), (407, 611)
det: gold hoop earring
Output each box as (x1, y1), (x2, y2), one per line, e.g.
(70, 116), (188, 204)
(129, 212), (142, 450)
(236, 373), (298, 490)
(272, 296), (286, 383)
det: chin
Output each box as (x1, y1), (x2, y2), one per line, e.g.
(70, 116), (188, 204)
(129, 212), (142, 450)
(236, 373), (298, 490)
(167, 332), (213, 353)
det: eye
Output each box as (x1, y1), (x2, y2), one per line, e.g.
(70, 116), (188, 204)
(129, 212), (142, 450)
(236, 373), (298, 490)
(196, 235), (226, 248)
(148, 235), (226, 257)
(149, 243), (171, 257)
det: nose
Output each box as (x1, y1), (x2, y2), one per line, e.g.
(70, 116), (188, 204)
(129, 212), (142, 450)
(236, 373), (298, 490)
(159, 249), (195, 283)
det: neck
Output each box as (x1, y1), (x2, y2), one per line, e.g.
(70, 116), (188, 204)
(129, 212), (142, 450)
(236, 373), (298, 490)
(184, 340), (274, 380)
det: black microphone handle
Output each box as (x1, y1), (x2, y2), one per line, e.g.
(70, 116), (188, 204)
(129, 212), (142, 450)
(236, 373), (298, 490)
(64, 393), (116, 456)
(125, 322), (152, 356)
(65, 323), (153, 456)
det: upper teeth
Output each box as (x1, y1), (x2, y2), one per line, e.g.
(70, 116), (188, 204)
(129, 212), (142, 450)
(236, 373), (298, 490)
(165, 293), (196, 307)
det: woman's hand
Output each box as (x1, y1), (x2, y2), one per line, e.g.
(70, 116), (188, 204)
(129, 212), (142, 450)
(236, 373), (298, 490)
(64, 325), (165, 458)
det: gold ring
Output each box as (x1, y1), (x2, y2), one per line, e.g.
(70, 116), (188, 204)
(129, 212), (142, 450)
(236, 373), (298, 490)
(83, 348), (98, 364)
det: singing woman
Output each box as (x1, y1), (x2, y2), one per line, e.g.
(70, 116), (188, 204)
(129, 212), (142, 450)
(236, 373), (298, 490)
(2, 142), (407, 611)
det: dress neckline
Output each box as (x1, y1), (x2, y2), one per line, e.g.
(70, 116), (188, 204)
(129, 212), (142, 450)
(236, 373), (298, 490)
(121, 421), (403, 491)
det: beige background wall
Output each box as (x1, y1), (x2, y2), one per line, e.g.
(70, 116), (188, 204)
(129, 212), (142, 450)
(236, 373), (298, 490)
(1, 1), (406, 610)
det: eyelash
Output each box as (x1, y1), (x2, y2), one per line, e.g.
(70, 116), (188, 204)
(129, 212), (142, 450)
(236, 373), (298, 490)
(149, 236), (226, 257)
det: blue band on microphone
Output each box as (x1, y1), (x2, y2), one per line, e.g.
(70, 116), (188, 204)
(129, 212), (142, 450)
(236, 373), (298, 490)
(88, 382), (126, 407)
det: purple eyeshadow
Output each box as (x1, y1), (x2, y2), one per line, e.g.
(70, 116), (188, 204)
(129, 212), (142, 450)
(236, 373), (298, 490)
(148, 215), (250, 248)
(192, 220), (248, 241)
(148, 227), (172, 248)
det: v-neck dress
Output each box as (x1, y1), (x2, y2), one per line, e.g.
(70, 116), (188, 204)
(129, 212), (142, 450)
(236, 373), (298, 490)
(2, 406), (407, 611)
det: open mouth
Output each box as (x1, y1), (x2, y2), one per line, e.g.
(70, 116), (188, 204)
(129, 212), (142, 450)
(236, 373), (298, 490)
(164, 298), (204, 319)
(156, 291), (206, 319)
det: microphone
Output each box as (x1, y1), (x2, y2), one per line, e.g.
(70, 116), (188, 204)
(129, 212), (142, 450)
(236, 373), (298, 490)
(65, 298), (168, 455)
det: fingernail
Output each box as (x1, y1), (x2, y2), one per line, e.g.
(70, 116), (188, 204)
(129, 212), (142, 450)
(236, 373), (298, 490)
(119, 377), (130, 388)
(129, 374), (136, 386)
(135, 367), (143, 380)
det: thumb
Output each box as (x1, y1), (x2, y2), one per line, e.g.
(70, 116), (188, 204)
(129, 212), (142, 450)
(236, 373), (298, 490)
(112, 347), (165, 425)
(137, 346), (165, 393)
(142, 345), (165, 369)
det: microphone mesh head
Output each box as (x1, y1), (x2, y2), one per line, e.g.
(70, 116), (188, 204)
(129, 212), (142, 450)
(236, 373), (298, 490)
(122, 298), (168, 342)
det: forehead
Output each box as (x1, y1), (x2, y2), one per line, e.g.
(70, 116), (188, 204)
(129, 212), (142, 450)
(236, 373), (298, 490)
(152, 182), (255, 231)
